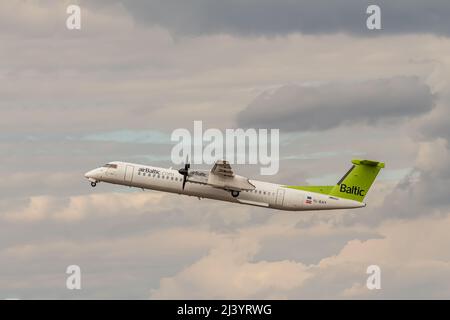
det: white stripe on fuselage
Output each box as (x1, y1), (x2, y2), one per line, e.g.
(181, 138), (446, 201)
(86, 161), (365, 211)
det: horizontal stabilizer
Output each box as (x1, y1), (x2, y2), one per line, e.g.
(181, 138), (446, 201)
(351, 159), (385, 168)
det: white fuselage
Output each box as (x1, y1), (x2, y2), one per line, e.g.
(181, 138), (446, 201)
(85, 161), (365, 211)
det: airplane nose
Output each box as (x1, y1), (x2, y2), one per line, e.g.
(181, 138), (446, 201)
(84, 170), (95, 179)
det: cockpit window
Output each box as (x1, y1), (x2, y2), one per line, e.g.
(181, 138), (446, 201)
(103, 163), (118, 169)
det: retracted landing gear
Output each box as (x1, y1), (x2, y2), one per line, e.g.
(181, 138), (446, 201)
(231, 190), (240, 198)
(91, 181), (97, 187)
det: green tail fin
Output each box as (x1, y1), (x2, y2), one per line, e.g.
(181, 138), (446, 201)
(329, 159), (385, 202)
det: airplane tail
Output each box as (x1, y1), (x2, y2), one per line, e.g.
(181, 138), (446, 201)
(285, 159), (385, 203)
(328, 159), (385, 202)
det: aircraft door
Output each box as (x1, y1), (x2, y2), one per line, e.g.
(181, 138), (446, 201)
(276, 189), (285, 206)
(124, 165), (134, 183)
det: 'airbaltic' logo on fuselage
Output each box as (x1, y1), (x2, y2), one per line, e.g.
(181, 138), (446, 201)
(340, 184), (365, 196)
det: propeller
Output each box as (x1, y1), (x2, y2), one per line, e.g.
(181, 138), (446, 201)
(178, 156), (191, 190)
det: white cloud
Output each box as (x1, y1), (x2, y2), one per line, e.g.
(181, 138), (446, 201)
(151, 214), (450, 299)
(415, 138), (450, 175)
(2, 192), (165, 222)
(150, 236), (312, 299)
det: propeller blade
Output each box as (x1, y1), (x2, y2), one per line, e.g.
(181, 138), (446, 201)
(185, 155), (190, 170)
(178, 155), (191, 190)
(182, 175), (187, 190)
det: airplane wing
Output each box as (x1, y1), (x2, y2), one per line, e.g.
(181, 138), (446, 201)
(207, 160), (255, 192)
(185, 160), (255, 192)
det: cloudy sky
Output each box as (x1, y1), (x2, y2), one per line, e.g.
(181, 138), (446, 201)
(1, 0), (450, 299)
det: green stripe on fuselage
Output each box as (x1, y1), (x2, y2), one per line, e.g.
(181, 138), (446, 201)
(284, 185), (334, 195)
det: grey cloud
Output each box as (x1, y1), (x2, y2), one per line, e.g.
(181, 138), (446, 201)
(349, 90), (450, 224)
(150, 215), (450, 299)
(414, 91), (450, 143)
(3, 0), (450, 299)
(0, 191), (269, 298)
(237, 77), (434, 132)
(365, 144), (450, 223)
(86, 0), (450, 37)
(253, 229), (380, 265)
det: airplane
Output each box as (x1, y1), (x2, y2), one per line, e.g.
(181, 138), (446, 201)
(84, 158), (384, 211)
